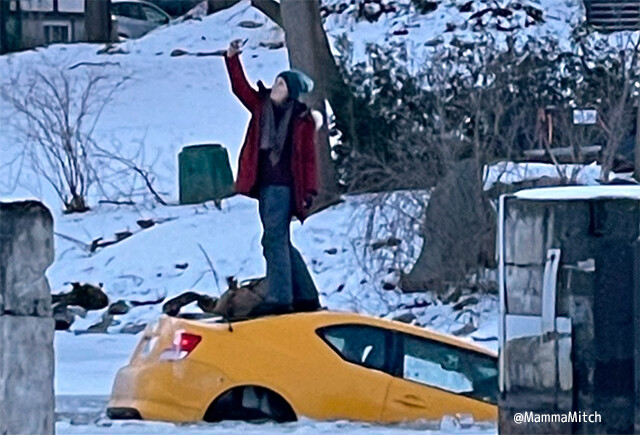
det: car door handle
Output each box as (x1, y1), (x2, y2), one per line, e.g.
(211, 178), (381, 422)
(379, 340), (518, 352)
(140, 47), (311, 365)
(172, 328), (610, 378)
(394, 394), (427, 408)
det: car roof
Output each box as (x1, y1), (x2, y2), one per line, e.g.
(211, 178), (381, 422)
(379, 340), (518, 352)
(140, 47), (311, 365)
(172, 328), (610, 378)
(111, 0), (167, 10)
(197, 310), (497, 358)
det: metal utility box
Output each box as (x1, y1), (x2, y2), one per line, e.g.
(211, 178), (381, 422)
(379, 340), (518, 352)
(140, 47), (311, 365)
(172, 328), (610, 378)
(178, 144), (234, 205)
(498, 185), (640, 434)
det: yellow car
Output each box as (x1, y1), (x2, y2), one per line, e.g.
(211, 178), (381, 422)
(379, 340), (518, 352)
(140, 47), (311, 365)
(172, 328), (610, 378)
(107, 311), (497, 423)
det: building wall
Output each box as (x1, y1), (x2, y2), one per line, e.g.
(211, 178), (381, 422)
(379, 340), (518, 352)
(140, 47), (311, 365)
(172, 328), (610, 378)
(19, 12), (85, 48)
(2, 0), (110, 53)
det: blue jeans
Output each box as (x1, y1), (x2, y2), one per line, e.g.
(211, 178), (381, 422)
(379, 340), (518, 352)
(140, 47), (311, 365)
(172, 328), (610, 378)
(259, 185), (318, 306)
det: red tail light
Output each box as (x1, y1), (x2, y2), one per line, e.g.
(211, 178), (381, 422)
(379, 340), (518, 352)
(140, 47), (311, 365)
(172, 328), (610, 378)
(160, 330), (202, 361)
(178, 332), (201, 353)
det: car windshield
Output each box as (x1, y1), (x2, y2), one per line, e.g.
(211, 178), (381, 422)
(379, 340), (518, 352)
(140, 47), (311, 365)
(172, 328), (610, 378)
(142, 5), (167, 23)
(113, 3), (144, 20)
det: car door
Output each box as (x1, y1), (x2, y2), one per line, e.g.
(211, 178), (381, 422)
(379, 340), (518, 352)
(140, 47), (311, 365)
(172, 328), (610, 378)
(112, 2), (147, 38)
(382, 332), (498, 423)
(314, 324), (394, 421)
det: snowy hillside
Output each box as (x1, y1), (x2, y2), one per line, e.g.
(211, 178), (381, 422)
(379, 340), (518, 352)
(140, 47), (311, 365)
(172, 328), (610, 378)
(0, 1), (502, 347)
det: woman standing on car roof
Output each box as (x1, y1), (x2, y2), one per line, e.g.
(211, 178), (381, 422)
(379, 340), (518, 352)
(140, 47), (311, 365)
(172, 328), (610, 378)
(224, 39), (322, 317)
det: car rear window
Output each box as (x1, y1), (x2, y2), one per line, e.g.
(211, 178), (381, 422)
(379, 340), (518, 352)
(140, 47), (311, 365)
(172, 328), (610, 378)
(400, 333), (498, 404)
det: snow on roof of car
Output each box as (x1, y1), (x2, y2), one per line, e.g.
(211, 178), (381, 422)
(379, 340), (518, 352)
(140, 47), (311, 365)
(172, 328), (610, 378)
(512, 185), (640, 201)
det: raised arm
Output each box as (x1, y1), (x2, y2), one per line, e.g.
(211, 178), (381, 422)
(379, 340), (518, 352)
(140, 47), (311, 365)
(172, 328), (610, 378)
(224, 48), (261, 112)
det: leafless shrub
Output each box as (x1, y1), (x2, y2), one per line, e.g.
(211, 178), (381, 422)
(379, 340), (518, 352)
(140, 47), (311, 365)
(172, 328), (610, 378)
(0, 55), (130, 212)
(93, 135), (168, 206)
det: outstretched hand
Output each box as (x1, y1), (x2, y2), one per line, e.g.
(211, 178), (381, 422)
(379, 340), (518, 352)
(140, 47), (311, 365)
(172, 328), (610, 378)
(226, 39), (246, 58)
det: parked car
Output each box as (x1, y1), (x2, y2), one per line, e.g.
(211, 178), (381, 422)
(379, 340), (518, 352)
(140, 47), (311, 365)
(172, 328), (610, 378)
(145, 0), (203, 18)
(107, 311), (498, 423)
(111, 0), (171, 39)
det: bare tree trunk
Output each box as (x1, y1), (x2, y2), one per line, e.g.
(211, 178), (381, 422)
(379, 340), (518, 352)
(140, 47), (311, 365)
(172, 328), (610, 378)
(280, 0), (351, 210)
(251, 0), (282, 28)
(84, 0), (112, 42)
(207, 0), (241, 14)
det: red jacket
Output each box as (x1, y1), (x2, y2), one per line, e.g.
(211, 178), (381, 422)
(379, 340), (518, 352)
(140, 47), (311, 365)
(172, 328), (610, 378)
(224, 55), (318, 223)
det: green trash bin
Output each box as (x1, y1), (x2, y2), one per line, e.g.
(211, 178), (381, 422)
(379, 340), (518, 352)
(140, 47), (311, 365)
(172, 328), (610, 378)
(179, 144), (234, 205)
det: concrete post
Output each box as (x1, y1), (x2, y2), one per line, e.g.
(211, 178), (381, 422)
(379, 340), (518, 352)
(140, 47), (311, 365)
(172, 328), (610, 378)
(499, 191), (640, 434)
(0, 201), (55, 435)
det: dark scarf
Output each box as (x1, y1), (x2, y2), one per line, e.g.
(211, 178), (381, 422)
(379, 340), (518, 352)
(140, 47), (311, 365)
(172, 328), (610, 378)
(259, 97), (296, 166)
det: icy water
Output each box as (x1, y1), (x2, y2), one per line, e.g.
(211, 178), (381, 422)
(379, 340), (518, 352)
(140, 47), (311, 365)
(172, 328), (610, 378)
(55, 395), (496, 434)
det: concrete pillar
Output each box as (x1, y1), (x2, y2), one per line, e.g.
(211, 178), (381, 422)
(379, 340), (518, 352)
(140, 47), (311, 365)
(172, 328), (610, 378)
(498, 191), (640, 434)
(0, 201), (55, 435)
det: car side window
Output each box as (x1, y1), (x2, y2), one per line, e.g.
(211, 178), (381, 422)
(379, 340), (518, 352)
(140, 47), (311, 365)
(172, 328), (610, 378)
(115, 3), (144, 20)
(141, 5), (168, 23)
(317, 325), (389, 373)
(400, 334), (498, 404)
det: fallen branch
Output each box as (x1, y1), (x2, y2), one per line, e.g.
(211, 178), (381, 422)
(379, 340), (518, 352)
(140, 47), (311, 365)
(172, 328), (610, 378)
(198, 243), (220, 292)
(54, 232), (90, 251)
(69, 61), (121, 70)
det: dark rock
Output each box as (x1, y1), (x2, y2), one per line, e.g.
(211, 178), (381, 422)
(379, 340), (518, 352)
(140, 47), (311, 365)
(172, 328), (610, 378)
(454, 308), (479, 322)
(324, 248), (338, 255)
(258, 41), (285, 50)
(238, 20), (263, 28)
(175, 263), (189, 270)
(107, 300), (130, 315)
(452, 296), (480, 311)
(382, 282), (396, 290)
(84, 313), (114, 333)
(53, 282), (109, 311)
(452, 321), (478, 336)
(398, 299), (431, 309)
(471, 335), (498, 342)
(53, 304), (74, 330)
(120, 323), (147, 334)
(115, 231), (132, 241)
(393, 312), (417, 324)
(392, 28), (409, 36)
(130, 295), (165, 306)
(136, 219), (155, 229)
(96, 44), (129, 55)
(170, 48), (189, 57)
